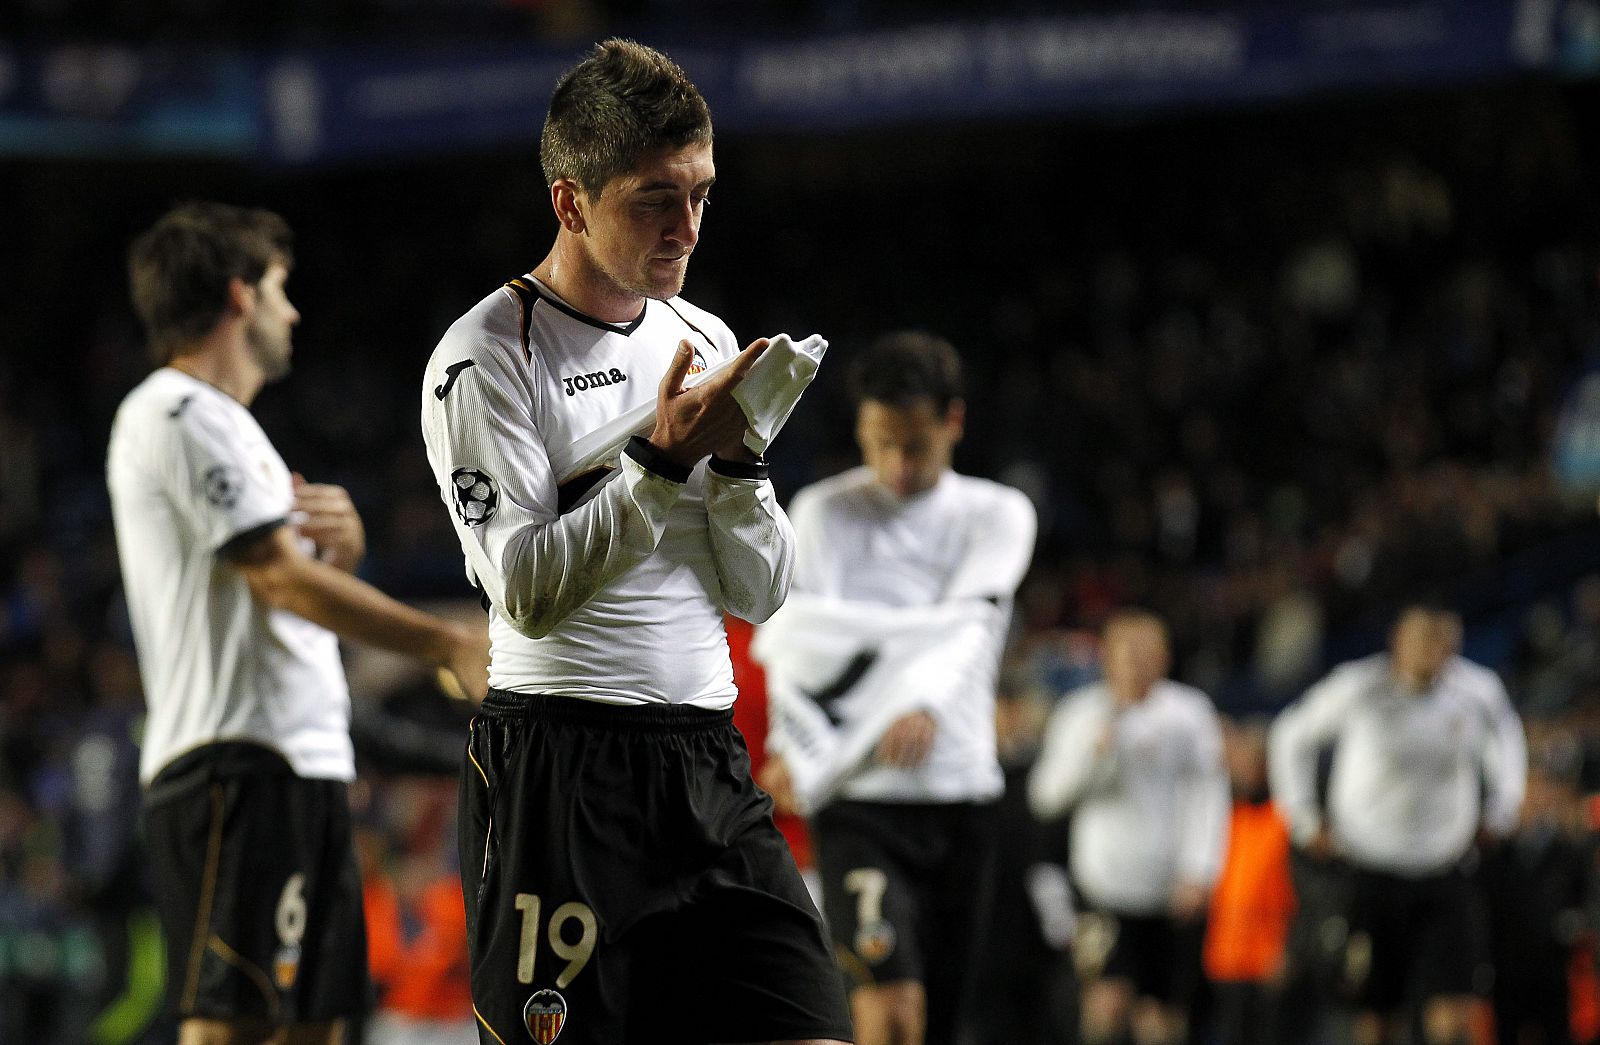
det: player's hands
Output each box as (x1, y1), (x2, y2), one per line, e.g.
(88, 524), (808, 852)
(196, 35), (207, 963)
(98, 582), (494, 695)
(1170, 879), (1209, 922)
(647, 338), (768, 468)
(757, 754), (801, 816)
(875, 710), (938, 769)
(292, 473), (366, 572)
(1306, 824), (1337, 861)
(437, 619), (491, 703)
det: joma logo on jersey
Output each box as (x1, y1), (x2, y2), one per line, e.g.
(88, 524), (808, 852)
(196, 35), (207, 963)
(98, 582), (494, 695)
(562, 369), (628, 397)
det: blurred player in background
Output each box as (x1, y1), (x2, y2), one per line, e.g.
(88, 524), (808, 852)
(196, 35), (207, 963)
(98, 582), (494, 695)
(1268, 603), (1527, 1045)
(757, 331), (1037, 1045)
(108, 201), (490, 1045)
(1029, 610), (1230, 1045)
(420, 39), (851, 1045)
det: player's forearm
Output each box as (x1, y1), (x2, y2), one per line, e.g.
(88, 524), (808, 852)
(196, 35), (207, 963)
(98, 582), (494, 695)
(247, 553), (467, 665)
(494, 445), (683, 638)
(1028, 721), (1101, 818)
(1482, 718), (1528, 836)
(1266, 732), (1321, 844)
(704, 468), (794, 624)
(1176, 766), (1231, 886)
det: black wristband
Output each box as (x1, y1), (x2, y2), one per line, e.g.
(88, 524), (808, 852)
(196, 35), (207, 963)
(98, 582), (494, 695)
(709, 454), (770, 480)
(624, 436), (692, 484)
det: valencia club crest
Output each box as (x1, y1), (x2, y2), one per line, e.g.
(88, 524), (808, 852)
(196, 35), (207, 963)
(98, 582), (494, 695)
(524, 989), (568, 1044)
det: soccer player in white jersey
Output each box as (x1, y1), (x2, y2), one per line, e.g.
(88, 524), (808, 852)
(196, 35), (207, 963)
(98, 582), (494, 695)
(756, 331), (1037, 1045)
(1268, 603), (1526, 1045)
(420, 40), (852, 1045)
(107, 202), (489, 1045)
(1028, 611), (1230, 1045)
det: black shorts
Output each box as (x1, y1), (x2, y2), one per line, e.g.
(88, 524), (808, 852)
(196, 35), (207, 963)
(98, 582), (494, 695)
(142, 742), (367, 1025)
(1080, 909), (1205, 1007)
(461, 691), (852, 1045)
(1343, 864), (1490, 1011)
(814, 800), (997, 1045)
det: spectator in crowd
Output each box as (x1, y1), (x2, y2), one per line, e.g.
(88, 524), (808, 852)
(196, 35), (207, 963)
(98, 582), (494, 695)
(1029, 610), (1230, 1045)
(359, 776), (476, 1045)
(1483, 729), (1592, 1045)
(1204, 717), (1295, 1045)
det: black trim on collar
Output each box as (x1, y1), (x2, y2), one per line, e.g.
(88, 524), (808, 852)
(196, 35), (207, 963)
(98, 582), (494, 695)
(661, 298), (713, 347)
(624, 436), (692, 484)
(709, 455), (770, 481)
(509, 275), (647, 336)
(502, 279), (536, 360)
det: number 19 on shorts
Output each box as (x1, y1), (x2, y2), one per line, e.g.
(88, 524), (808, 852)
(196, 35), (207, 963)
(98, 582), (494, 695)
(515, 893), (598, 989)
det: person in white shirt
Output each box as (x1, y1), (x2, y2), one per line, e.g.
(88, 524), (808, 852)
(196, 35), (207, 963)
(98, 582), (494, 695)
(420, 39), (851, 1045)
(1268, 603), (1526, 1045)
(107, 201), (489, 1045)
(1029, 611), (1229, 1045)
(756, 331), (1037, 1045)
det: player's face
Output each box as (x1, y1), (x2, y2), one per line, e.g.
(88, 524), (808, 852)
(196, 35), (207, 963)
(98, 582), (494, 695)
(581, 142), (714, 302)
(1101, 619), (1170, 705)
(856, 398), (964, 498)
(1390, 609), (1461, 689)
(245, 261), (300, 381)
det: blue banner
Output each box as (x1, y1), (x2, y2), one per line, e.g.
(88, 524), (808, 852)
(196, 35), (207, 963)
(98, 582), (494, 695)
(0, 0), (1593, 163)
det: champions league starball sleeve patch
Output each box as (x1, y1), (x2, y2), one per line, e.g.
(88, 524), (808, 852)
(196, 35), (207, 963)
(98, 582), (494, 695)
(451, 467), (500, 527)
(201, 464), (244, 509)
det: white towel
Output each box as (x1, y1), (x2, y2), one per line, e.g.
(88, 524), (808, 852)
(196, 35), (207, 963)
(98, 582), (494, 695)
(753, 592), (1000, 814)
(549, 333), (828, 483)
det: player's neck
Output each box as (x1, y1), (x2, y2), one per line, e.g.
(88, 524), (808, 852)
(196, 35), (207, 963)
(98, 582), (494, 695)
(167, 344), (264, 407)
(533, 245), (646, 326)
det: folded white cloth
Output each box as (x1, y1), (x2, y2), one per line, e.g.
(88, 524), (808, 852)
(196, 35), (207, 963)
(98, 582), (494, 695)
(753, 592), (1000, 814)
(548, 333), (828, 483)
(733, 333), (827, 456)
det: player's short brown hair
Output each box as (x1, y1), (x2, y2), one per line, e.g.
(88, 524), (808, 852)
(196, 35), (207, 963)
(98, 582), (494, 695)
(848, 330), (966, 414)
(1103, 607), (1169, 645)
(540, 38), (713, 197)
(128, 201), (293, 363)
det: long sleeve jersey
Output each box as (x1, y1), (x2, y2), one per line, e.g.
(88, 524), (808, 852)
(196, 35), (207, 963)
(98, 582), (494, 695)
(1268, 653), (1526, 877)
(1029, 680), (1230, 915)
(765, 466), (1036, 804)
(421, 276), (794, 707)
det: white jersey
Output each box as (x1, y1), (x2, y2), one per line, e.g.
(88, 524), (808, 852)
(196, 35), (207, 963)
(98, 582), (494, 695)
(106, 368), (353, 785)
(1268, 653), (1527, 877)
(420, 276), (794, 707)
(777, 466), (1036, 803)
(1029, 680), (1229, 916)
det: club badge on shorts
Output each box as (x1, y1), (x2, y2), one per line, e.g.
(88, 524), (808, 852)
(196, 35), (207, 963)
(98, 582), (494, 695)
(524, 989), (567, 1044)
(273, 944), (301, 989)
(855, 919), (897, 965)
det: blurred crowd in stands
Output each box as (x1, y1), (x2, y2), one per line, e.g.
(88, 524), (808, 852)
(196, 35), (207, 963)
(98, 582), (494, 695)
(3, 76), (1600, 1043)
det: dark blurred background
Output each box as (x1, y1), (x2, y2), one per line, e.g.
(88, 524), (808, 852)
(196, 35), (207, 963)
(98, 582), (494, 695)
(4, 1), (1600, 1042)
